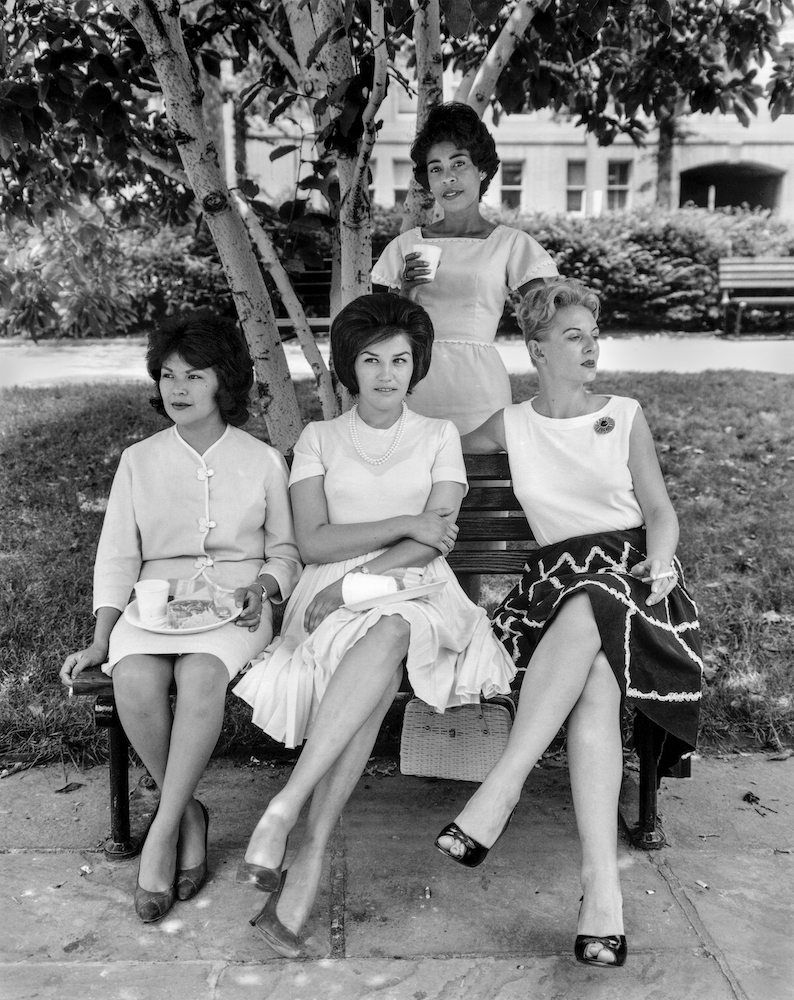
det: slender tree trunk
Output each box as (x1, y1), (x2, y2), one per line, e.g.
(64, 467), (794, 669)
(656, 111), (675, 209)
(115, 0), (303, 452)
(401, 0), (443, 232)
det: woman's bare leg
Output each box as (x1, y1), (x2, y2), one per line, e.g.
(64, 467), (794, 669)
(566, 651), (624, 947)
(113, 652), (228, 890)
(244, 616), (410, 875)
(273, 667), (403, 935)
(439, 592), (602, 853)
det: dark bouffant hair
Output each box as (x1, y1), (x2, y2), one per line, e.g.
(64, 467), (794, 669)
(146, 309), (254, 427)
(411, 102), (500, 197)
(331, 293), (434, 396)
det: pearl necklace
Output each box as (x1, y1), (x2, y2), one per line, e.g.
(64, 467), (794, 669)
(349, 402), (408, 466)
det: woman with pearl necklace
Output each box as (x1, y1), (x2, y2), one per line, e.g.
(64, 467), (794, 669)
(233, 293), (516, 957)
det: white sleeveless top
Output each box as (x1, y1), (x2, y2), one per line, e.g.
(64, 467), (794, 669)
(503, 395), (644, 547)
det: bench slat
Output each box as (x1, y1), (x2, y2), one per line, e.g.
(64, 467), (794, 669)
(455, 520), (535, 542)
(462, 487), (525, 510)
(448, 552), (531, 574)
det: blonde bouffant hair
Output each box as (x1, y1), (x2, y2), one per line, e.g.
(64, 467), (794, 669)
(518, 278), (601, 366)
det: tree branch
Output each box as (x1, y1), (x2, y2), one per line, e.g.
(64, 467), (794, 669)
(467, 0), (552, 117)
(351, 0), (388, 214)
(233, 192), (339, 420)
(131, 144), (189, 186)
(256, 21), (306, 92)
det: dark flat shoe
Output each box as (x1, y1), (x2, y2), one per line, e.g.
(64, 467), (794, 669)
(176, 800), (210, 901)
(434, 807), (517, 868)
(250, 870), (301, 959)
(574, 934), (628, 967)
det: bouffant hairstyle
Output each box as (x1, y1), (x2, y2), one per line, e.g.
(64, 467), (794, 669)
(411, 102), (500, 197)
(331, 293), (434, 396)
(517, 278), (601, 366)
(146, 309), (254, 426)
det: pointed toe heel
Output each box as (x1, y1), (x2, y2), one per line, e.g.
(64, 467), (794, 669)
(574, 934), (628, 967)
(176, 801), (210, 902)
(250, 871), (302, 959)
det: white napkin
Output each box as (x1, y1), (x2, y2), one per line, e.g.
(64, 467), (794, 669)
(342, 572), (399, 604)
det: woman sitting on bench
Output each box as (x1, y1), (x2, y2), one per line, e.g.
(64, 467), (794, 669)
(435, 278), (703, 968)
(233, 293), (515, 958)
(59, 310), (301, 923)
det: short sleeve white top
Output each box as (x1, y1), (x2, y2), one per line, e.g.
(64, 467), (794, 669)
(503, 395), (645, 547)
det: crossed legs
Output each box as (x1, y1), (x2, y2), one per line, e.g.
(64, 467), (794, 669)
(436, 592), (624, 937)
(112, 652), (229, 893)
(244, 615), (409, 937)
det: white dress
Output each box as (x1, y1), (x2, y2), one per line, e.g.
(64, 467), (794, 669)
(233, 410), (517, 747)
(371, 225), (558, 434)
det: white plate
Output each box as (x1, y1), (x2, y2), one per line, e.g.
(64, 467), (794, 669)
(344, 580), (446, 613)
(124, 599), (242, 635)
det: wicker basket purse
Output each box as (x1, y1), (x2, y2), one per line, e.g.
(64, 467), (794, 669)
(399, 696), (516, 783)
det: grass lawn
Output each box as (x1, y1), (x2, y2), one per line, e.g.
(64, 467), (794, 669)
(1, 370), (793, 766)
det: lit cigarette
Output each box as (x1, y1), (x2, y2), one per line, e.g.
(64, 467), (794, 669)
(641, 571), (676, 583)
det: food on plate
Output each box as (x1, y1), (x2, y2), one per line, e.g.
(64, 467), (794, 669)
(166, 598), (228, 630)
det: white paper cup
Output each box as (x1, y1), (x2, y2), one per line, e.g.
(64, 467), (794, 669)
(342, 573), (399, 605)
(134, 579), (170, 622)
(412, 244), (442, 281)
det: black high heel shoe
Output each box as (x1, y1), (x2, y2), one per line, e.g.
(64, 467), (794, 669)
(574, 934), (627, 967)
(176, 800), (210, 901)
(250, 870), (302, 959)
(434, 807), (517, 868)
(574, 896), (627, 967)
(133, 805), (176, 922)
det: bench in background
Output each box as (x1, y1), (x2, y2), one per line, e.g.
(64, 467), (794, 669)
(69, 453), (685, 859)
(718, 256), (794, 335)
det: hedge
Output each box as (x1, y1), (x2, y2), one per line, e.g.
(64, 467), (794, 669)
(2, 206), (793, 339)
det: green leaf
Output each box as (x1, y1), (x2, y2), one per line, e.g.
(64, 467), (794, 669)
(469, 0), (502, 28)
(441, 0), (472, 38)
(576, 0), (610, 38)
(82, 82), (111, 116)
(0, 105), (25, 143)
(269, 144), (300, 162)
(201, 49), (222, 79)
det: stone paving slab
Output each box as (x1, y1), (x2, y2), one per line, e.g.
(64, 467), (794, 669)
(2, 952), (737, 1000)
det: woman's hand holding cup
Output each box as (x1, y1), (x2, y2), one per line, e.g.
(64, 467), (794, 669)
(402, 246), (442, 291)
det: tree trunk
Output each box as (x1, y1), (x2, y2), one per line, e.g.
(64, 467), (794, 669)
(401, 0), (443, 233)
(115, 0), (303, 453)
(656, 111), (675, 209)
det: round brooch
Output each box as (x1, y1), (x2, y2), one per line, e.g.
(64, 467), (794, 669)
(594, 416), (615, 435)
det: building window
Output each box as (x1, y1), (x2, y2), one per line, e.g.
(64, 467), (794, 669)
(566, 160), (586, 214)
(393, 160), (413, 206)
(501, 161), (523, 209)
(607, 161), (631, 210)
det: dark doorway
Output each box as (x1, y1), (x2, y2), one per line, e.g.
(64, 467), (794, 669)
(679, 162), (783, 211)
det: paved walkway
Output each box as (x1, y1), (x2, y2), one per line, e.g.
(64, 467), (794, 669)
(1, 753), (792, 999)
(2, 333), (794, 389)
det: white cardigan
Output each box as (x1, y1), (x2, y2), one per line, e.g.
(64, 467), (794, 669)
(93, 424), (301, 612)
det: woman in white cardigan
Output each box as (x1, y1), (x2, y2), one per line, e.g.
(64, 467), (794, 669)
(60, 311), (301, 923)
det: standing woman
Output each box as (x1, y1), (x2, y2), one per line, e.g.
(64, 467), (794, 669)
(60, 310), (301, 923)
(371, 102), (558, 435)
(435, 279), (702, 967)
(233, 293), (516, 957)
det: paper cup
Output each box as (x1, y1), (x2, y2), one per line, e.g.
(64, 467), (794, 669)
(134, 579), (170, 622)
(342, 572), (399, 605)
(412, 244), (442, 281)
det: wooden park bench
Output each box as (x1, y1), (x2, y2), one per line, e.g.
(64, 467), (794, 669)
(69, 453), (685, 860)
(718, 256), (794, 335)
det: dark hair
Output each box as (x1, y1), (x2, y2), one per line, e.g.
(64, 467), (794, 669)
(146, 309), (254, 426)
(331, 293), (434, 395)
(518, 278), (601, 366)
(411, 102), (500, 197)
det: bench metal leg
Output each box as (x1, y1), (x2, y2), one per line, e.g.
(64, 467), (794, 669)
(631, 713), (667, 849)
(95, 695), (138, 861)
